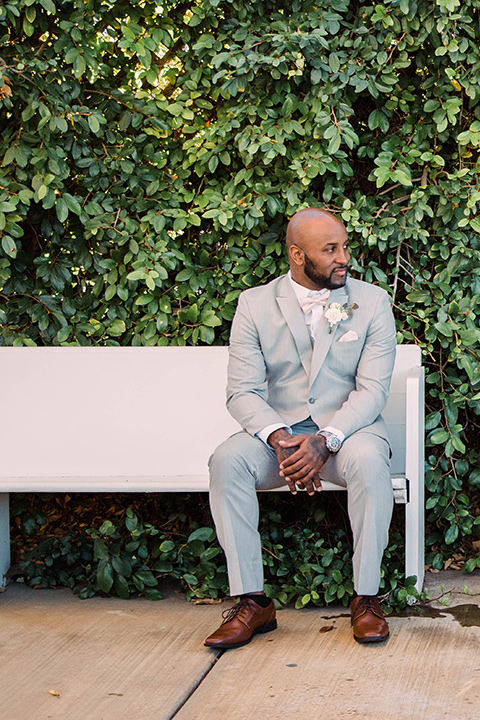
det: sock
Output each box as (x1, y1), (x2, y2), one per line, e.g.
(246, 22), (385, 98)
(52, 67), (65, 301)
(241, 593), (271, 608)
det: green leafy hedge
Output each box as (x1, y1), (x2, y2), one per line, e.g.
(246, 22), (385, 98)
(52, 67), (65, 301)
(13, 494), (418, 610)
(2, 0), (480, 592)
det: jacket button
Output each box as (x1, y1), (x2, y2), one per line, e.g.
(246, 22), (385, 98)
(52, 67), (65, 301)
(308, 398), (315, 404)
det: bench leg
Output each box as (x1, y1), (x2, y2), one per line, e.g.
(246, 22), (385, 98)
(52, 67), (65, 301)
(0, 493), (10, 589)
(405, 490), (425, 594)
(404, 367), (425, 596)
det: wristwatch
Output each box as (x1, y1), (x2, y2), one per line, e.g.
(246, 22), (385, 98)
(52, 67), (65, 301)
(317, 430), (342, 453)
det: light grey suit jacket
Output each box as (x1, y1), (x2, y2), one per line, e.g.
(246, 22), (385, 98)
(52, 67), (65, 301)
(226, 274), (397, 443)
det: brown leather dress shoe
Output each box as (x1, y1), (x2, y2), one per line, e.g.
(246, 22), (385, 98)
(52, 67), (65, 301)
(204, 598), (277, 649)
(350, 595), (389, 643)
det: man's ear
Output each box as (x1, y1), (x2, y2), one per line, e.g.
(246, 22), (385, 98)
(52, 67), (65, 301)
(289, 244), (304, 267)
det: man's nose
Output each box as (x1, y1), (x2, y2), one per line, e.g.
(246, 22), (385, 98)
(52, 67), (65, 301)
(336, 247), (350, 265)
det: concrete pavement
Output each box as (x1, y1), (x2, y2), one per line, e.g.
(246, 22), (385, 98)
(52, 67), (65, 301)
(1, 571), (480, 720)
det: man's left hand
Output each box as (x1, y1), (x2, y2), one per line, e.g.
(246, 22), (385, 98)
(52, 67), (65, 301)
(278, 434), (331, 495)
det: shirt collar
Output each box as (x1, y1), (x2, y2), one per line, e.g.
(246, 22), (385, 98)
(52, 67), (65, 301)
(288, 270), (329, 301)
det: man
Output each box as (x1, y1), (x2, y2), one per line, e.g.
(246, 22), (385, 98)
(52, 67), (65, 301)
(204, 207), (397, 648)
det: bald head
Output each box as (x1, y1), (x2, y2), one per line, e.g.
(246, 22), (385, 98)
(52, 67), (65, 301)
(286, 208), (345, 250)
(285, 208), (350, 290)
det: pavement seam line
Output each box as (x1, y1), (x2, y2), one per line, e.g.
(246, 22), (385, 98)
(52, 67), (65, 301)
(166, 650), (225, 719)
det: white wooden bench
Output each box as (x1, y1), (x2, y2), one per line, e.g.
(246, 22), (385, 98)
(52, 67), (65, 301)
(0, 345), (424, 592)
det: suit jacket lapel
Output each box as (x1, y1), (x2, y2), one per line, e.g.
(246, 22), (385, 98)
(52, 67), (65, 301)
(276, 276), (312, 376)
(309, 285), (349, 386)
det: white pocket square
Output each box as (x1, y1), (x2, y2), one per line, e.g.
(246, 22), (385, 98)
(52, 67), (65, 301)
(338, 330), (358, 343)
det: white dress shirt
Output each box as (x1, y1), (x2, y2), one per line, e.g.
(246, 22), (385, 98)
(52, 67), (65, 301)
(256, 272), (345, 446)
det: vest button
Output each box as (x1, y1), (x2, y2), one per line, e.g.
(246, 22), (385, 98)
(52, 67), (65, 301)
(308, 398), (315, 404)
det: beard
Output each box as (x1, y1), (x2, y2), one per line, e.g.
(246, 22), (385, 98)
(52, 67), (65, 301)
(304, 253), (348, 290)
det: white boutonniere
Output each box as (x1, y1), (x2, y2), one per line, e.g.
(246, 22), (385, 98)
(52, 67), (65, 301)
(324, 302), (359, 333)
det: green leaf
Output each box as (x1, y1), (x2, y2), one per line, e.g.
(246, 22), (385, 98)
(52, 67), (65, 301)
(208, 156), (219, 173)
(56, 197), (69, 223)
(392, 168), (412, 186)
(125, 512), (138, 532)
(444, 525), (459, 545)
(469, 469), (480, 488)
(93, 538), (109, 560)
(188, 527), (214, 543)
(451, 435), (466, 454)
(176, 269), (193, 282)
(88, 115), (100, 134)
(428, 429), (449, 445)
(142, 587), (164, 600)
(1, 236), (17, 258)
(73, 54), (86, 77)
(97, 561), (114, 593)
(112, 555), (131, 576)
(154, 559), (173, 572)
(182, 573), (198, 584)
(368, 110), (389, 132)
(327, 133), (341, 154)
(127, 269), (146, 281)
(114, 574), (131, 599)
(434, 321), (453, 337)
(186, 539), (204, 556)
(108, 319), (126, 337)
(425, 411), (441, 431)
(201, 311), (221, 327)
(134, 569), (158, 587)
(23, 18), (34, 35)
(2, 146), (16, 166)
(199, 326), (215, 343)
(160, 540), (175, 553)
(119, 112), (132, 131)
(56, 326), (71, 342)
(167, 103), (183, 116)
(63, 193), (82, 215)
(464, 559), (477, 574)
(329, 54), (340, 73)
(40, 0), (56, 12)
(332, 569), (343, 583)
(105, 285), (116, 301)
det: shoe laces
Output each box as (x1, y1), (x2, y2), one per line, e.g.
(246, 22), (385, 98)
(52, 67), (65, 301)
(354, 595), (382, 618)
(221, 598), (255, 625)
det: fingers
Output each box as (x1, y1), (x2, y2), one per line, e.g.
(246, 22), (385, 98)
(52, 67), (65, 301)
(285, 476), (298, 495)
(279, 437), (317, 470)
(283, 469), (322, 496)
(280, 450), (316, 478)
(301, 469), (321, 495)
(278, 433), (307, 448)
(280, 437), (328, 476)
(278, 435), (325, 496)
(279, 447), (305, 473)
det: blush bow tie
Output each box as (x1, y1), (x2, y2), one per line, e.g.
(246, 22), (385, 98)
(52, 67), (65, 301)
(299, 290), (331, 315)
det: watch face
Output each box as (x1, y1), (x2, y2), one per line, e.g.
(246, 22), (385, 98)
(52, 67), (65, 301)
(326, 435), (342, 452)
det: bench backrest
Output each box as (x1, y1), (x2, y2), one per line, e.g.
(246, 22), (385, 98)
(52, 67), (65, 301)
(0, 345), (421, 484)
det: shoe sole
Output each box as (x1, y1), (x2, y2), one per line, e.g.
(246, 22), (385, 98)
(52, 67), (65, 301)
(204, 619), (277, 650)
(353, 631), (389, 644)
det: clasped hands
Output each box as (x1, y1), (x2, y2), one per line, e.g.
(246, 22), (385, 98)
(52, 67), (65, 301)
(267, 428), (331, 496)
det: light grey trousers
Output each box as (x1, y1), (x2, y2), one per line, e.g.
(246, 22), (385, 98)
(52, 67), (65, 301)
(208, 419), (394, 597)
